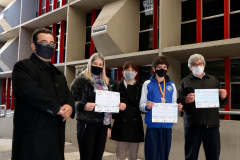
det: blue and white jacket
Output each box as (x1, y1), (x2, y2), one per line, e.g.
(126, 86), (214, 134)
(139, 75), (177, 128)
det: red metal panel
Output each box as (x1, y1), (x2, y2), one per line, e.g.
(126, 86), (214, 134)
(6, 78), (11, 110)
(135, 65), (139, 82)
(38, 0), (43, 16)
(152, 0), (158, 49)
(45, 26), (49, 29)
(224, 0), (229, 39)
(117, 67), (123, 82)
(59, 20), (66, 63)
(51, 23), (57, 63)
(11, 89), (14, 110)
(62, 0), (66, 6)
(46, 0), (50, 13)
(53, 0), (57, 10)
(1, 78), (6, 105)
(224, 57), (230, 120)
(90, 9), (96, 57)
(196, 0), (202, 43)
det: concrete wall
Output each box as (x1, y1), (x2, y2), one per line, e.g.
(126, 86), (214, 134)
(0, 116), (13, 138)
(66, 117), (240, 160)
(3, 0), (21, 28)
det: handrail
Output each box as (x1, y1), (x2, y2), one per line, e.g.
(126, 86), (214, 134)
(0, 104), (6, 117)
(219, 111), (240, 115)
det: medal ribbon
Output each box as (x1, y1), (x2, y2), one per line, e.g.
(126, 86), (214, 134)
(157, 78), (165, 99)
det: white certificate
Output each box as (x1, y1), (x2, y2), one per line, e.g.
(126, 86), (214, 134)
(95, 90), (120, 113)
(152, 103), (178, 123)
(195, 89), (219, 108)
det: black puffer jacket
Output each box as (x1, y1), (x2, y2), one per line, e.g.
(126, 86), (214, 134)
(71, 73), (110, 123)
(177, 73), (228, 127)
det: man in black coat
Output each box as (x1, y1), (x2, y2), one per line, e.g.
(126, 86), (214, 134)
(11, 28), (75, 160)
(177, 54), (227, 160)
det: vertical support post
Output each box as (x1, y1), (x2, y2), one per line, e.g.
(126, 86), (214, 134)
(59, 20), (66, 63)
(224, 0), (229, 39)
(224, 57), (231, 120)
(152, 0), (158, 49)
(90, 9), (97, 57)
(196, 0), (202, 43)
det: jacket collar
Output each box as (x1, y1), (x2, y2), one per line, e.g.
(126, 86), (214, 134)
(190, 73), (210, 79)
(30, 53), (61, 74)
(150, 74), (171, 83)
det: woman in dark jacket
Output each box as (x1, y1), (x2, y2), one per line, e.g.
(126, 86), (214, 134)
(111, 61), (144, 160)
(71, 53), (126, 160)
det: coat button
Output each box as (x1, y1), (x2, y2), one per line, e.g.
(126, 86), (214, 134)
(55, 83), (59, 86)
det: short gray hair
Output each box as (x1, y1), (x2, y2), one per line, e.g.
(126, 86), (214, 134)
(188, 54), (206, 67)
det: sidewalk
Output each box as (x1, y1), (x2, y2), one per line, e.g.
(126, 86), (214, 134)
(0, 138), (117, 160)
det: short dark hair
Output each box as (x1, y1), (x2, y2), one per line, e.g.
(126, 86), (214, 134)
(32, 28), (53, 44)
(123, 61), (137, 71)
(152, 56), (169, 69)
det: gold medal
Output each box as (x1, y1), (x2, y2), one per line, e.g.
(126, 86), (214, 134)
(161, 98), (166, 103)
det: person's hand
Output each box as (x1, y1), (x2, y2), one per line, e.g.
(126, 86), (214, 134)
(178, 103), (183, 111)
(146, 101), (154, 110)
(61, 104), (73, 121)
(107, 128), (111, 138)
(185, 93), (195, 104)
(219, 89), (227, 100)
(119, 103), (126, 111)
(84, 103), (97, 111)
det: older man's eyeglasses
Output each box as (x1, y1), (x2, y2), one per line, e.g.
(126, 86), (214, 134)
(37, 40), (56, 48)
(191, 62), (203, 67)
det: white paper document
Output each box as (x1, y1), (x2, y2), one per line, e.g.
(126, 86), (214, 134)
(152, 103), (178, 123)
(195, 89), (219, 108)
(95, 90), (120, 113)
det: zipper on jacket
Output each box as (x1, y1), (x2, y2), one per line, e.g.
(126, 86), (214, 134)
(81, 124), (87, 139)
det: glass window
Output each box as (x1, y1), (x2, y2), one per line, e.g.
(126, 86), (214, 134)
(181, 22), (196, 45)
(86, 13), (92, 27)
(231, 58), (240, 82)
(182, 0), (196, 22)
(139, 66), (152, 84)
(230, 13), (240, 38)
(140, 12), (153, 31)
(140, 0), (153, 11)
(57, 0), (61, 8)
(204, 60), (225, 82)
(86, 27), (91, 43)
(139, 30), (153, 51)
(66, 0), (68, 4)
(231, 84), (240, 109)
(202, 16), (224, 42)
(36, 0), (39, 17)
(202, 0), (224, 17)
(107, 69), (118, 86)
(230, 0), (240, 12)
(85, 44), (90, 59)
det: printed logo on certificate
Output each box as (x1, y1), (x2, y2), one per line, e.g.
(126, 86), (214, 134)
(94, 90), (120, 113)
(152, 103), (178, 123)
(195, 89), (220, 108)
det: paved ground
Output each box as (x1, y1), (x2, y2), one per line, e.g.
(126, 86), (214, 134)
(0, 138), (142, 160)
(0, 138), (117, 160)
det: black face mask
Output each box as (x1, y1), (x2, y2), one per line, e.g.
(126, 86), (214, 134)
(91, 66), (103, 75)
(35, 43), (54, 59)
(155, 69), (167, 77)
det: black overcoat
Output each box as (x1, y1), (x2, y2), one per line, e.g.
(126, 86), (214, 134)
(11, 53), (75, 160)
(111, 80), (144, 143)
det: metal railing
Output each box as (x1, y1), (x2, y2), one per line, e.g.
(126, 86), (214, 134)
(0, 104), (6, 117)
(219, 111), (240, 115)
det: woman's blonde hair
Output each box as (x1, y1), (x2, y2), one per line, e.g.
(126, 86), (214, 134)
(82, 53), (109, 84)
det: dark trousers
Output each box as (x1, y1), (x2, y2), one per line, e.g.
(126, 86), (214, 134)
(77, 121), (108, 160)
(144, 128), (172, 160)
(184, 127), (220, 160)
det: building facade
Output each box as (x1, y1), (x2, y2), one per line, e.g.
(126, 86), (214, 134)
(1, 0), (239, 120)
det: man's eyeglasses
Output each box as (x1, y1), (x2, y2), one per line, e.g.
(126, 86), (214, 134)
(37, 40), (56, 48)
(191, 62), (203, 67)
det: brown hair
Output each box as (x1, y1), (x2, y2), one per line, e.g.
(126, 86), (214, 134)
(152, 56), (169, 69)
(123, 61), (137, 71)
(32, 28), (53, 44)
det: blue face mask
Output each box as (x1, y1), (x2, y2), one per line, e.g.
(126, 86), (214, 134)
(35, 43), (54, 59)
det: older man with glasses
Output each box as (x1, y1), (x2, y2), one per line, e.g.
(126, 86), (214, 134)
(177, 53), (228, 160)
